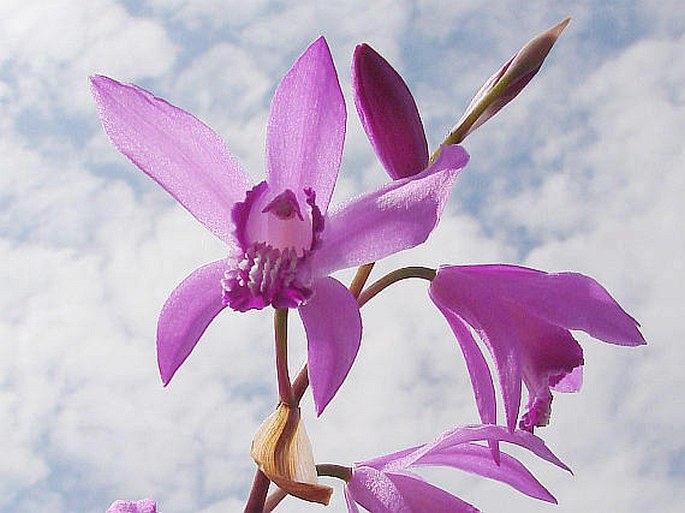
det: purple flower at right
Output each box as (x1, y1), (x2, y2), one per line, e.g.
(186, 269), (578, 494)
(352, 37), (645, 434)
(429, 264), (645, 432)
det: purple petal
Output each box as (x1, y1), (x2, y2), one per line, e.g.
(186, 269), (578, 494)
(432, 424), (570, 472)
(298, 277), (362, 415)
(430, 301), (500, 460)
(360, 445), (422, 471)
(106, 499), (156, 513)
(157, 260), (227, 385)
(413, 443), (556, 503)
(385, 472), (479, 513)
(352, 44), (428, 179)
(429, 301), (496, 425)
(448, 265), (645, 346)
(552, 365), (583, 392)
(513, 310), (583, 430)
(265, 37), (346, 213)
(430, 266), (522, 431)
(347, 466), (407, 512)
(313, 145), (468, 276)
(344, 487), (361, 513)
(90, 75), (252, 243)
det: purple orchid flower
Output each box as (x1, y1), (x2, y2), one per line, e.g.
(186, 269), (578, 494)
(106, 499), (156, 513)
(91, 37), (469, 415)
(344, 424), (569, 512)
(429, 264), (645, 432)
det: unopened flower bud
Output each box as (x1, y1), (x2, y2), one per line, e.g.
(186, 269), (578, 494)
(447, 17), (571, 144)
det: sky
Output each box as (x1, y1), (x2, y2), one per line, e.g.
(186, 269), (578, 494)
(1, 0), (683, 512)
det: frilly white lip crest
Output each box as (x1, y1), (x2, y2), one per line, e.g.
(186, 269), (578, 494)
(250, 403), (333, 505)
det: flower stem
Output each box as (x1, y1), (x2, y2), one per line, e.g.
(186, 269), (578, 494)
(243, 264), (377, 512)
(348, 262), (375, 298)
(316, 463), (353, 483)
(429, 77), (508, 163)
(357, 266), (436, 307)
(243, 469), (271, 513)
(274, 308), (294, 406)
(263, 488), (288, 513)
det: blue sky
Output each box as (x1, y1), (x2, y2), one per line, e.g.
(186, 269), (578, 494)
(1, 1), (683, 512)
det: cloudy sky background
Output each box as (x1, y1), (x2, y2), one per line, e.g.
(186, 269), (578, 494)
(1, 0), (683, 512)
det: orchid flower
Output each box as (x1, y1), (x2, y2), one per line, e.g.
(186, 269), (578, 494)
(106, 499), (156, 513)
(91, 37), (469, 416)
(352, 18), (569, 182)
(429, 265), (646, 432)
(343, 424), (569, 512)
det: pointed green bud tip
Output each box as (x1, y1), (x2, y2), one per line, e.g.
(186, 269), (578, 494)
(446, 17), (571, 144)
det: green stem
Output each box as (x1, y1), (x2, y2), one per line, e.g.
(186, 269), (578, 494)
(348, 262), (376, 298)
(357, 266), (436, 308)
(429, 77), (509, 163)
(274, 308), (294, 406)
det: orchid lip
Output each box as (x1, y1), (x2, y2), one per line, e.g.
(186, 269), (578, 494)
(222, 183), (325, 312)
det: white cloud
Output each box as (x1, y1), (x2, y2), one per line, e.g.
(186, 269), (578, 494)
(1, 1), (683, 512)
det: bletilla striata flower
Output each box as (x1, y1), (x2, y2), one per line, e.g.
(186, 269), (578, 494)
(429, 265), (645, 432)
(91, 37), (468, 414)
(344, 424), (570, 512)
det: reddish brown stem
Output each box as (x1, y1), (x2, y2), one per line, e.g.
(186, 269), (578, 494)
(243, 470), (270, 513)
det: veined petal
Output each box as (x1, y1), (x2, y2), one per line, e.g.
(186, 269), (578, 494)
(90, 75), (252, 243)
(430, 266), (522, 431)
(157, 260), (227, 385)
(352, 44), (428, 179)
(298, 277), (362, 416)
(449, 265), (645, 346)
(314, 145), (468, 276)
(385, 472), (479, 513)
(413, 443), (557, 503)
(266, 37), (346, 213)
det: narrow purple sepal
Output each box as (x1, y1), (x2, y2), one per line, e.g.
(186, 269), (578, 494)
(430, 267), (523, 431)
(432, 424), (571, 473)
(313, 144), (469, 277)
(265, 36), (346, 213)
(429, 300), (497, 425)
(106, 499), (157, 513)
(430, 299), (500, 460)
(90, 75), (252, 244)
(352, 43), (428, 179)
(414, 443), (557, 503)
(157, 260), (227, 385)
(299, 277), (362, 415)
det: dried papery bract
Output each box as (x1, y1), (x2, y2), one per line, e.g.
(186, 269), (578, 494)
(446, 17), (571, 144)
(251, 403), (333, 505)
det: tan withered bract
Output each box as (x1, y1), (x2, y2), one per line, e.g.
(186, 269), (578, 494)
(251, 403), (333, 505)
